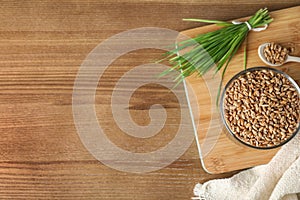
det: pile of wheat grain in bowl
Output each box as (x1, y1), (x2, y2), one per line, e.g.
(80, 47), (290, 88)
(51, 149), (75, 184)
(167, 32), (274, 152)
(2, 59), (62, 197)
(221, 67), (300, 149)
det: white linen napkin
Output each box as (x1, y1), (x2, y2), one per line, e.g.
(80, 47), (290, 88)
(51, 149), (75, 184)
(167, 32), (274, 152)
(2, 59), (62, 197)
(193, 134), (300, 200)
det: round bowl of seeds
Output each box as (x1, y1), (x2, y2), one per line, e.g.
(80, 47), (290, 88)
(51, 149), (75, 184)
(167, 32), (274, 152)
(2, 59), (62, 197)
(220, 67), (300, 149)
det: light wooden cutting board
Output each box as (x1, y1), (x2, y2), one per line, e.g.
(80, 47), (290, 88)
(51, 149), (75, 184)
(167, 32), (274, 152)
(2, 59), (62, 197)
(181, 6), (300, 174)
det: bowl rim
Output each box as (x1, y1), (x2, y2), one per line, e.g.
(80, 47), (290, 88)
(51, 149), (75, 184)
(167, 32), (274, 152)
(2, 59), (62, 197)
(220, 66), (300, 150)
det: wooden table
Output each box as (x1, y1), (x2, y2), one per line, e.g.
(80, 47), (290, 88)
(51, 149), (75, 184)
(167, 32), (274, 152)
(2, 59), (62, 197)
(0, 1), (299, 199)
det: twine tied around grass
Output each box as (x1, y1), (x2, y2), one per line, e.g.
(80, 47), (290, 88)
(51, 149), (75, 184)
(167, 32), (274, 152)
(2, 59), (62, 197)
(232, 20), (268, 32)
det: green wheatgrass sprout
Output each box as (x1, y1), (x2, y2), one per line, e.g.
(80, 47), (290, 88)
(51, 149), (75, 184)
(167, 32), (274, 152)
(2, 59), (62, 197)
(160, 8), (273, 104)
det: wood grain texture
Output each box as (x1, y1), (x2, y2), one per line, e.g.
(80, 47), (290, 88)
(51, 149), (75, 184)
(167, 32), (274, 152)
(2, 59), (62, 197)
(0, 1), (299, 199)
(183, 6), (300, 174)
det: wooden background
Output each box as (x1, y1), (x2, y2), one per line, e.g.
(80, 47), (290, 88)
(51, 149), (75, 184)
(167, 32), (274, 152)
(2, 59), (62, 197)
(0, 1), (299, 199)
